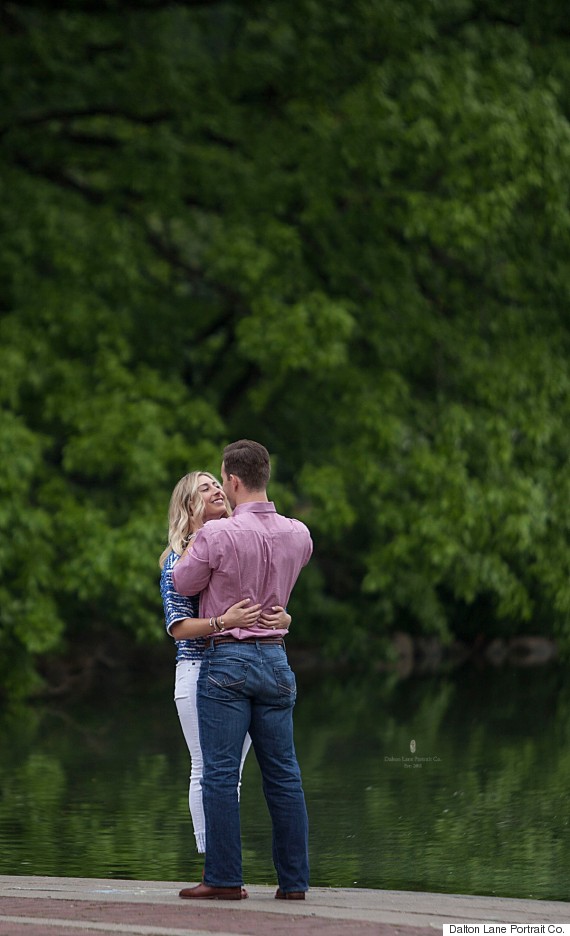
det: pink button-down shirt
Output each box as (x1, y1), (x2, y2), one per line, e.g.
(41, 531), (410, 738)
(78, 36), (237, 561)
(172, 501), (313, 639)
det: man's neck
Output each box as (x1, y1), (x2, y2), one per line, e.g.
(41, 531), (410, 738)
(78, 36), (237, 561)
(234, 489), (269, 506)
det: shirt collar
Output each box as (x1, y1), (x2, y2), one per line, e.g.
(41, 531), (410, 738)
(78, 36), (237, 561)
(232, 501), (276, 515)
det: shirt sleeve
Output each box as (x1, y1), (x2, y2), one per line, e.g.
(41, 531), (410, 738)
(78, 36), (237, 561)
(172, 528), (213, 596)
(160, 555), (197, 635)
(297, 523), (313, 566)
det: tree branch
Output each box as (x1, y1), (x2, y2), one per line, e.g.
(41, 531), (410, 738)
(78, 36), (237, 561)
(60, 131), (122, 148)
(0, 106), (172, 139)
(13, 152), (105, 204)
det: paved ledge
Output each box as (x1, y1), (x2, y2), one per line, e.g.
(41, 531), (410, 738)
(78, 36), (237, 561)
(0, 875), (568, 936)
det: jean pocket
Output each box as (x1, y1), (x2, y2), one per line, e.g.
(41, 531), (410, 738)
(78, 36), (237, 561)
(273, 665), (297, 698)
(206, 662), (249, 698)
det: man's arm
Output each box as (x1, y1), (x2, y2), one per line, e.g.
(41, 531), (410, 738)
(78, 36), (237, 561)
(172, 530), (213, 596)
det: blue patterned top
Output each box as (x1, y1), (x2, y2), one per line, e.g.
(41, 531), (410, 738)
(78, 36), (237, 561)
(160, 550), (207, 662)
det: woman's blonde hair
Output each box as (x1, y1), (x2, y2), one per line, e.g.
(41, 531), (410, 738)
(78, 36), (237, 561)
(159, 471), (231, 568)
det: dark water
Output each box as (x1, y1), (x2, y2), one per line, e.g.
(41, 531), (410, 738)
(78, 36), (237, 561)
(0, 662), (569, 901)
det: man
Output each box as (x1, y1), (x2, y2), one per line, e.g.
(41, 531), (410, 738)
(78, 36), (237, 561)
(172, 439), (312, 901)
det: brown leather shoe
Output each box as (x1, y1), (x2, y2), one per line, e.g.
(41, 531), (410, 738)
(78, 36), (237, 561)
(275, 887), (306, 900)
(200, 868), (248, 899)
(179, 882), (245, 900)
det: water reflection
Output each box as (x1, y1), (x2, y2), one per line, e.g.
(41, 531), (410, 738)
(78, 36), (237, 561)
(0, 665), (569, 900)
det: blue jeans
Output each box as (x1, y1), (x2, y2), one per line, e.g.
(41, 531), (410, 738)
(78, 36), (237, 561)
(197, 639), (309, 893)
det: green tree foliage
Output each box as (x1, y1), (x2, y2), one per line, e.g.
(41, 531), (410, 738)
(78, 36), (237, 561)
(1, 0), (570, 694)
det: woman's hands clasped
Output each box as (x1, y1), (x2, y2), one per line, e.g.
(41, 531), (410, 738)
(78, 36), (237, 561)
(222, 598), (262, 629)
(221, 601), (291, 632)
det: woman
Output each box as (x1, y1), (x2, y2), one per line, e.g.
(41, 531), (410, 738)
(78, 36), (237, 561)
(159, 471), (290, 857)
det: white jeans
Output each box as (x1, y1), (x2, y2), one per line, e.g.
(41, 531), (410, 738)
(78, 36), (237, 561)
(174, 659), (252, 854)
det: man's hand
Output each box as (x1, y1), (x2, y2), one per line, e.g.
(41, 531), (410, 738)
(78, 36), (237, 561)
(258, 606), (291, 631)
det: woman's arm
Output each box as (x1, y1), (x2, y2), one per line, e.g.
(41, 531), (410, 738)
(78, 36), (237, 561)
(169, 598), (262, 640)
(161, 556), (200, 637)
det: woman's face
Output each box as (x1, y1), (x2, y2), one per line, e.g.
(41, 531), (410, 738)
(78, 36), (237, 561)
(198, 474), (228, 522)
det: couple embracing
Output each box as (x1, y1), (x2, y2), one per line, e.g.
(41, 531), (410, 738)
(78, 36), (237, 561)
(159, 439), (312, 900)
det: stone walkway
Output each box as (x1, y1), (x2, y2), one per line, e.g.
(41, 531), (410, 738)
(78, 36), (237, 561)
(0, 875), (568, 936)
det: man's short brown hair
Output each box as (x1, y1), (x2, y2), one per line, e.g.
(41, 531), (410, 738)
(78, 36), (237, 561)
(223, 439), (271, 491)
